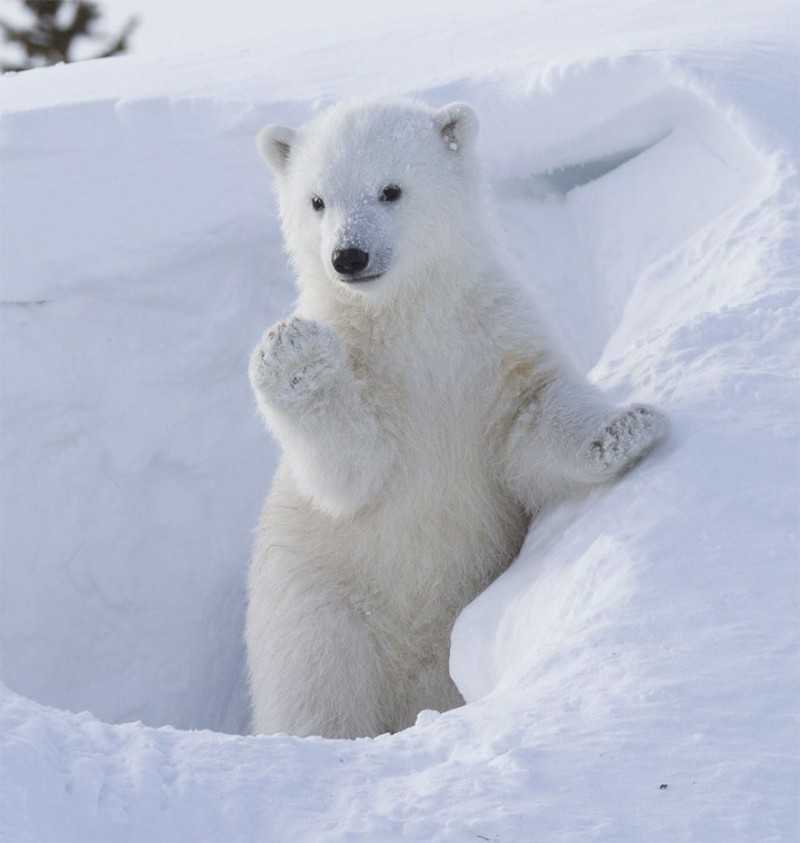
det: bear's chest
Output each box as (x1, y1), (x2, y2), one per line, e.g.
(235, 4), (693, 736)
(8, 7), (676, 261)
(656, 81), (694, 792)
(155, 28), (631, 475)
(362, 324), (500, 456)
(362, 338), (519, 542)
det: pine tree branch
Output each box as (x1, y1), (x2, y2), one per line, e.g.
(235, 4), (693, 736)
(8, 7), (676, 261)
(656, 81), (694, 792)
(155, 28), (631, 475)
(92, 15), (138, 60)
(1, 0), (138, 71)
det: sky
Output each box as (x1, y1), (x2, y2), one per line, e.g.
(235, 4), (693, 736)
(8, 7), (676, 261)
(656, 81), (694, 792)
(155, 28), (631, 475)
(0, 0), (490, 63)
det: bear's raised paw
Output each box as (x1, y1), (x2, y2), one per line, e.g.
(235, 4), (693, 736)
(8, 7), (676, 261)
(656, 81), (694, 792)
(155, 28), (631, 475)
(249, 317), (345, 407)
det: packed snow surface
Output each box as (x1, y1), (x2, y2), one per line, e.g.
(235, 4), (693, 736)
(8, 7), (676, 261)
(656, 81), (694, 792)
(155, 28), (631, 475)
(1, 1), (798, 840)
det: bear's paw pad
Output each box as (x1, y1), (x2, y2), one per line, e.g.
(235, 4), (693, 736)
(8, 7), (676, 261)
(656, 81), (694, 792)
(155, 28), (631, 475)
(585, 404), (668, 478)
(250, 317), (343, 403)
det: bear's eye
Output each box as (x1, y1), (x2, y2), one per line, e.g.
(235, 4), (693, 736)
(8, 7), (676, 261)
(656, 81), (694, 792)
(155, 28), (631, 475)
(380, 184), (402, 203)
(311, 194), (325, 212)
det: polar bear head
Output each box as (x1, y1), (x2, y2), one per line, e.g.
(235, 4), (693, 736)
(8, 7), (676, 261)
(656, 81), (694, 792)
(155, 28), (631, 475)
(257, 98), (481, 308)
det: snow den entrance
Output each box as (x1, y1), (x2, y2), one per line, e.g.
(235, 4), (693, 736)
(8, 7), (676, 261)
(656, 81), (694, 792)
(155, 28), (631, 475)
(1, 58), (768, 739)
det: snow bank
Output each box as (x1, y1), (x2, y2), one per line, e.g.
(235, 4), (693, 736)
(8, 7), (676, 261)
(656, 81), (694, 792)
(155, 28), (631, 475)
(1, 2), (798, 839)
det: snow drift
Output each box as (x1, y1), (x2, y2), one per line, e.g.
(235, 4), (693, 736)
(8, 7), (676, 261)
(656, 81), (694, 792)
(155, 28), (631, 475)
(1, 1), (798, 839)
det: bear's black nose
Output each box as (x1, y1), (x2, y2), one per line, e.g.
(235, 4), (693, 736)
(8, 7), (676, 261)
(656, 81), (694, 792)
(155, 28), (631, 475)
(332, 248), (369, 276)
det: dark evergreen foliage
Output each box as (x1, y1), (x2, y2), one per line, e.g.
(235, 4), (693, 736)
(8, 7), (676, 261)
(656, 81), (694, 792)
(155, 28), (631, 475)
(1, 0), (138, 71)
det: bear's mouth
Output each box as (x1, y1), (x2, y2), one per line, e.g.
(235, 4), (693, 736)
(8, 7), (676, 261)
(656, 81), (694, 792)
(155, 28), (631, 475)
(340, 273), (384, 284)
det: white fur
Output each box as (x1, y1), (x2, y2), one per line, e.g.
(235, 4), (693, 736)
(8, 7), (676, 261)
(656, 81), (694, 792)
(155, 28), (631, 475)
(247, 98), (668, 738)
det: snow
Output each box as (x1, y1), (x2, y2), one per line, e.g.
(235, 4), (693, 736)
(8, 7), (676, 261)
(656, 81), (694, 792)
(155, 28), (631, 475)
(1, 1), (799, 839)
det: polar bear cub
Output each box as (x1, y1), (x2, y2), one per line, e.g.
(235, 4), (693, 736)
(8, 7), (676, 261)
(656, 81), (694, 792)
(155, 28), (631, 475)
(246, 98), (667, 738)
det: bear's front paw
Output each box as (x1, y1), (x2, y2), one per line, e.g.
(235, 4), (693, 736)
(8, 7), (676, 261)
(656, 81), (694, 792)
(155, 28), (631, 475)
(581, 404), (669, 481)
(249, 317), (345, 407)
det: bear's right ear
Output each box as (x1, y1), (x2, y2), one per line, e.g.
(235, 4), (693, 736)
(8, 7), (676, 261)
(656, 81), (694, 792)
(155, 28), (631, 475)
(433, 103), (479, 154)
(256, 125), (297, 174)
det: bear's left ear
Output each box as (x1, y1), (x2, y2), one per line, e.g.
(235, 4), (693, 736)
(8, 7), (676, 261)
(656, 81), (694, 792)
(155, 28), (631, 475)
(433, 102), (479, 153)
(256, 125), (297, 175)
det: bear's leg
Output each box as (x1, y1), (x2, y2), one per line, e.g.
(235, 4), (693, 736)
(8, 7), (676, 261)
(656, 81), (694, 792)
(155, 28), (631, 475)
(505, 375), (668, 500)
(247, 547), (387, 738)
(249, 317), (396, 517)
